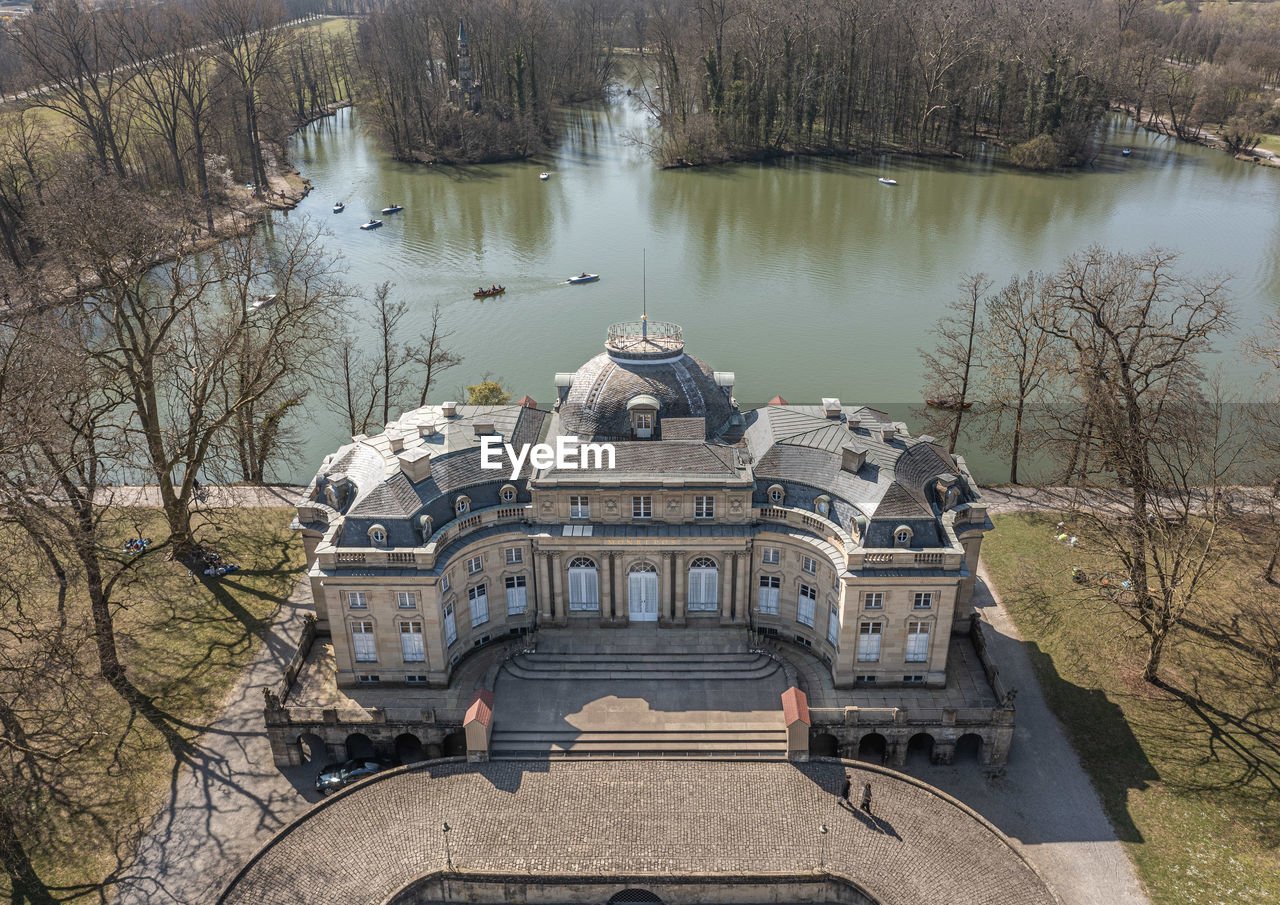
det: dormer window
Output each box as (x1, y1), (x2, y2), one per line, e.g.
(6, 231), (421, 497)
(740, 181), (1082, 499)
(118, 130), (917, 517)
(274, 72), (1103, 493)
(894, 525), (914, 547)
(368, 524), (387, 546)
(626, 394), (660, 438)
(767, 484), (785, 505)
(418, 515), (433, 542)
(455, 496), (471, 516)
(814, 495), (831, 518)
(500, 484), (517, 504)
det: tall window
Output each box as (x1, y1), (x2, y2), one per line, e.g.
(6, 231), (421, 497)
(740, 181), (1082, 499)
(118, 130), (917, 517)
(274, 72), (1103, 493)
(858, 622), (882, 662)
(351, 621), (376, 662)
(632, 496), (652, 519)
(570, 496), (589, 519)
(568, 557), (599, 611)
(864, 592), (883, 610)
(797, 584), (816, 626)
(762, 547), (780, 565)
(399, 621), (425, 662)
(687, 557), (719, 612)
(505, 575), (527, 614)
(801, 556), (817, 575)
(349, 591), (367, 609)
(469, 584), (489, 627)
(827, 606), (840, 647)
(694, 496), (714, 519)
(758, 575), (780, 615)
(906, 621), (930, 662)
(505, 547), (523, 565)
(397, 592), (416, 609)
(913, 592), (934, 610)
(441, 574), (451, 593)
(467, 555), (483, 575)
(443, 603), (457, 646)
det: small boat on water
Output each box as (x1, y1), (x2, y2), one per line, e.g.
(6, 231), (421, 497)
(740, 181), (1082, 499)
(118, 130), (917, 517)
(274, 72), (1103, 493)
(878, 177), (898, 185)
(360, 219), (383, 230)
(251, 293), (277, 310)
(473, 286), (506, 298)
(567, 273), (599, 284)
(381, 204), (404, 214)
(926, 397), (972, 412)
(539, 172), (550, 181)
(1121, 148), (1132, 157)
(332, 202), (345, 213)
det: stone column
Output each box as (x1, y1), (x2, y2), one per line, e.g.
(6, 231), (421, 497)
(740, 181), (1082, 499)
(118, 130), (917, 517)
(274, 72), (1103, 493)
(660, 551), (675, 625)
(536, 552), (553, 621)
(612, 554), (629, 626)
(720, 553), (736, 624)
(551, 553), (567, 626)
(600, 551), (614, 624)
(733, 551), (750, 624)
(673, 552), (687, 625)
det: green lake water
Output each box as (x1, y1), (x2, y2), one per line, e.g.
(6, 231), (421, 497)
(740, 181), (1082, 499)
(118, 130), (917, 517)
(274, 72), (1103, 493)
(281, 92), (1280, 483)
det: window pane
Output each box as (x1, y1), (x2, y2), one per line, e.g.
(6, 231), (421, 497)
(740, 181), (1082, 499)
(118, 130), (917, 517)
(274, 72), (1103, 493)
(827, 607), (840, 646)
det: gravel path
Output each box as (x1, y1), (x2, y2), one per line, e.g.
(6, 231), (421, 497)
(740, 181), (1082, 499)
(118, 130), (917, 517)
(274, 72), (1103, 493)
(901, 563), (1151, 905)
(110, 579), (321, 905)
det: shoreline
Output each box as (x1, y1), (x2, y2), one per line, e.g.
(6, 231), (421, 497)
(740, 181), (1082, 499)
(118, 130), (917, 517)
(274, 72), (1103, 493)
(1112, 102), (1279, 169)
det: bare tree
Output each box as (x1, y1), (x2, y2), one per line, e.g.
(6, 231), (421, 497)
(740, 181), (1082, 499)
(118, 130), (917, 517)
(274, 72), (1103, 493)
(919, 272), (989, 454)
(1034, 247), (1235, 682)
(411, 301), (461, 407)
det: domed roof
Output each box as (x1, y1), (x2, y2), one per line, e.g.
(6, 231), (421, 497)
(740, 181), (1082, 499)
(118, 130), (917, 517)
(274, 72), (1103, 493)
(558, 321), (735, 440)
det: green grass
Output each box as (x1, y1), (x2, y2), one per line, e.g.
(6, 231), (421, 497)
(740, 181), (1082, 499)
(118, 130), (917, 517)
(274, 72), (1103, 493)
(1255, 133), (1280, 156)
(983, 512), (1280, 905)
(0, 506), (306, 898)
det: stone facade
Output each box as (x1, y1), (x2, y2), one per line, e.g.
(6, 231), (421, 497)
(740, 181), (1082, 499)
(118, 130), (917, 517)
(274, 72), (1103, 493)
(292, 320), (993, 706)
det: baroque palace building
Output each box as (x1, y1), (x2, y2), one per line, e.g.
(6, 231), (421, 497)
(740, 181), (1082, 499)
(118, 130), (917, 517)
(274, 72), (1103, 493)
(294, 319), (992, 693)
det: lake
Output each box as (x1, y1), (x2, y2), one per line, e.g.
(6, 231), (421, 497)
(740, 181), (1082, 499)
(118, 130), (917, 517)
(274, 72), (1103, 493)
(281, 91), (1280, 483)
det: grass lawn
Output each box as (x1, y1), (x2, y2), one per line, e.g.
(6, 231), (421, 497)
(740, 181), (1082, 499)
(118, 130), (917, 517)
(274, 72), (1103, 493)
(1256, 133), (1280, 156)
(0, 505), (305, 899)
(983, 512), (1280, 905)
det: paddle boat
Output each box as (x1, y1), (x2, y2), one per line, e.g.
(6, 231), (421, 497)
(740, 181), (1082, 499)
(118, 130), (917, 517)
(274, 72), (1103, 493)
(251, 293), (277, 310)
(381, 204), (403, 214)
(877, 177), (898, 185)
(333, 201), (345, 213)
(360, 219), (383, 230)
(1121, 148), (1132, 157)
(567, 272), (599, 284)
(539, 172), (550, 181)
(473, 285), (506, 298)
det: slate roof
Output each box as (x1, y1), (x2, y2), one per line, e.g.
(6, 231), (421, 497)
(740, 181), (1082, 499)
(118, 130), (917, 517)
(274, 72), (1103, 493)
(559, 351), (734, 440)
(539, 440), (743, 480)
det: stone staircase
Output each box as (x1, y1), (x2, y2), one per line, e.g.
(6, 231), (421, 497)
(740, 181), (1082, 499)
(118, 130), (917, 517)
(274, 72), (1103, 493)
(490, 646), (789, 759)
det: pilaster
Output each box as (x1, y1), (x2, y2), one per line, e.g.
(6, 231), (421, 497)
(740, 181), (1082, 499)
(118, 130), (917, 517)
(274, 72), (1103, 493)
(673, 552), (687, 626)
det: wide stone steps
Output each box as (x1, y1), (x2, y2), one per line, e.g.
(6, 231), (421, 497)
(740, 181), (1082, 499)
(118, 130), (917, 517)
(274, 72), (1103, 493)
(489, 727), (789, 759)
(503, 651), (780, 682)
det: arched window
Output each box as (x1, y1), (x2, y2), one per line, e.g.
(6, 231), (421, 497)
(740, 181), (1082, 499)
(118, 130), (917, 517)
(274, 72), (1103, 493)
(455, 496), (470, 516)
(768, 484), (785, 505)
(894, 525), (914, 547)
(814, 495), (831, 517)
(500, 484), (517, 503)
(687, 557), (718, 612)
(568, 557), (599, 611)
(368, 524), (387, 546)
(418, 515), (433, 542)
(629, 561), (657, 573)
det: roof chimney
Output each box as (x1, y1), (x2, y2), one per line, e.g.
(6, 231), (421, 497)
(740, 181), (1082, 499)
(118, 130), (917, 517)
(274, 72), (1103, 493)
(841, 443), (867, 473)
(473, 421), (495, 437)
(419, 422), (438, 438)
(822, 397), (842, 418)
(441, 401), (459, 418)
(881, 426), (896, 443)
(397, 447), (431, 483)
(388, 432), (405, 453)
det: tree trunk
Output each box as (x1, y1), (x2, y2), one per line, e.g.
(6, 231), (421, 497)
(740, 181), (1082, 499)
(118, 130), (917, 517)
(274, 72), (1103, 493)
(0, 808), (56, 905)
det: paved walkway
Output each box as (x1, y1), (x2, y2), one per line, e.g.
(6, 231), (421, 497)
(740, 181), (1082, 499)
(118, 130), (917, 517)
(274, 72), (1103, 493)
(218, 759), (1057, 905)
(111, 579), (320, 905)
(897, 564), (1150, 905)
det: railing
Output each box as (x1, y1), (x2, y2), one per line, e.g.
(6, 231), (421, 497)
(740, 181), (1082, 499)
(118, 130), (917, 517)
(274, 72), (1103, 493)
(807, 703), (1011, 727)
(755, 505), (857, 569)
(315, 504), (530, 571)
(849, 548), (964, 570)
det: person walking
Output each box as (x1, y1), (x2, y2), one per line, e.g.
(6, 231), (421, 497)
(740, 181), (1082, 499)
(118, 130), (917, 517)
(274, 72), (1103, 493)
(839, 773), (852, 807)
(860, 781), (873, 814)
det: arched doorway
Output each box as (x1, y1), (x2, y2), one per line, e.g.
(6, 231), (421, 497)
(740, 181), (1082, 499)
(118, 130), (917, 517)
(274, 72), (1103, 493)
(687, 557), (719, 613)
(628, 561), (659, 622)
(394, 733), (425, 764)
(857, 732), (887, 764)
(906, 732), (935, 768)
(442, 730), (467, 756)
(345, 732), (374, 760)
(297, 732), (327, 765)
(810, 733), (838, 757)
(567, 557), (600, 613)
(954, 733), (984, 764)
(609, 891), (663, 904)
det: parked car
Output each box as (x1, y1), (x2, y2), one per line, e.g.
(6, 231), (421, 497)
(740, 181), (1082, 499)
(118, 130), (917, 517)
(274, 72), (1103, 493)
(315, 758), (392, 794)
